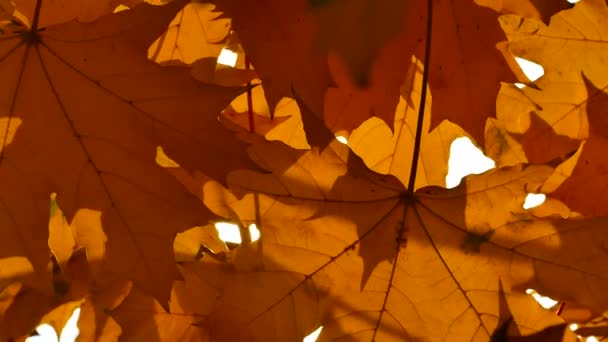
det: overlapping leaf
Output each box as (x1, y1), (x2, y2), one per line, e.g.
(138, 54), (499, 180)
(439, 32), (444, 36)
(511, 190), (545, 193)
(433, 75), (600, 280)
(221, 85), (310, 150)
(155, 129), (608, 340)
(0, 197), (132, 341)
(217, 0), (526, 143)
(223, 58), (468, 189)
(347, 57), (467, 189)
(113, 284), (209, 341)
(0, 0), (254, 304)
(0, 0), (603, 340)
(213, 0), (413, 131)
(0, 251), (130, 341)
(497, 0), (608, 215)
(148, 1), (231, 65)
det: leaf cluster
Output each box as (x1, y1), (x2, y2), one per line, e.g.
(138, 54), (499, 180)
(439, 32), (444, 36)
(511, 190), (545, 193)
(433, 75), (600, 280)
(0, 0), (606, 341)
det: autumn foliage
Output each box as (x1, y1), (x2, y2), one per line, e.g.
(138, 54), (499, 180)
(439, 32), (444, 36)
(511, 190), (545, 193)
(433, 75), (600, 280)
(1, 0), (607, 340)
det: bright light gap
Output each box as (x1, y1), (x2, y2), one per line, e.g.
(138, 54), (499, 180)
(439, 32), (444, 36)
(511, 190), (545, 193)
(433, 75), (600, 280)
(217, 48), (238, 67)
(303, 326), (323, 342)
(215, 222), (260, 244)
(523, 193), (546, 209)
(445, 137), (495, 188)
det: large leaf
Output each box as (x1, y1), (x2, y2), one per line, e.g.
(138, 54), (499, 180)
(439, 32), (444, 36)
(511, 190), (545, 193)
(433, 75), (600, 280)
(0, 0), (602, 339)
(157, 133), (605, 340)
(0, 0), (253, 304)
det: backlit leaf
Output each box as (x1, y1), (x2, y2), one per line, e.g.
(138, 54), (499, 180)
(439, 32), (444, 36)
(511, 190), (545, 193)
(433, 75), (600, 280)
(0, 0), (252, 305)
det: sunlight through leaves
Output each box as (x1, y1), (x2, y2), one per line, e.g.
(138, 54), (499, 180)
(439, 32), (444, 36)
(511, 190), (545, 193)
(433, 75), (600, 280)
(335, 135), (348, 144)
(217, 47), (238, 67)
(215, 222), (260, 244)
(523, 193), (546, 209)
(514, 57), (544, 82)
(25, 307), (81, 342)
(525, 289), (559, 309)
(0, 0), (601, 340)
(303, 326), (323, 342)
(445, 137), (496, 188)
(249, 224), (261, 242)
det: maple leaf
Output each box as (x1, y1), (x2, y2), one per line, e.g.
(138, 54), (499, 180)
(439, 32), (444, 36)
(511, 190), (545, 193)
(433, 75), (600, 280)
(111, 244), (326, 341)
(346, 57), (468, 189)
(217, 0), (526, 144)
(496, 0), (608, 215)
(212, 0), (331, 121)
(223, 57), (468, 190)
(495, 0), (606, 158)
(148, 1), (232, 65)
(114, 254), (326, 340)
(490, 281), (572, 341)
(405, 0), (526, 143)
(540, 78), (608, 216)
(222, 57), (468, 189)
(112, 284), (209, 341)
(0, 0), (255, 304)
(213, 0), (412, 131)
(221, 85), (310, 149)
(0, 0), (604, 339)
(0, 197), (133, 341)
(157, 128), (608, 340)
(0, 250), (128, 340)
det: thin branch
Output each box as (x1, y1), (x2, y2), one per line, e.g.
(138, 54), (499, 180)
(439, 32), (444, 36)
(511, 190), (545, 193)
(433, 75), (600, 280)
(246, 54), (255, 133)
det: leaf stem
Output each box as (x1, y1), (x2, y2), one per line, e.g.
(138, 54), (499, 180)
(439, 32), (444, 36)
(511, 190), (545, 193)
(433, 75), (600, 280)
(245, 55), (255, 133)
(406, 0), (433, 195)
(31, 0), (43, 32)
(555, 302), (565, 316)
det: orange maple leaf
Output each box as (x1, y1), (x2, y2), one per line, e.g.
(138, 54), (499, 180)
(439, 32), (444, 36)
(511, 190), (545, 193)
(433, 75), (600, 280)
(0, 0), (253, 304)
